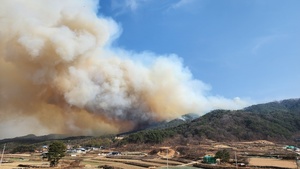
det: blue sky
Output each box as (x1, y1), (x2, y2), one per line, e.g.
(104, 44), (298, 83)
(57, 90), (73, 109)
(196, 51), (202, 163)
(98, 0), (300, 103)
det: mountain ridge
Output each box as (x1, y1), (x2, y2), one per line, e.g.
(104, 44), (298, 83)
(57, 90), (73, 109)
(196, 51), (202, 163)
(1, 98), (300, 145)
(171, 98), (300, 142)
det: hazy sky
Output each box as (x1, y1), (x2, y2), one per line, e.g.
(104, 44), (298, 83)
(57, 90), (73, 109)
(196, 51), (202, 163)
(98, 0), (300, 103)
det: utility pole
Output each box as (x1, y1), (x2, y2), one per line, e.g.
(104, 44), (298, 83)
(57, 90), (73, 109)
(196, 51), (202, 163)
(296, 156), (300, 169)
(0, 144), (6, 167)
(235, 151), (238, 169)
(167, 148), (169, 169)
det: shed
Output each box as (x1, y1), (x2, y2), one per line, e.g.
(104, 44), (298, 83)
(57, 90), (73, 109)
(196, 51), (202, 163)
(203, 155), (216, 164)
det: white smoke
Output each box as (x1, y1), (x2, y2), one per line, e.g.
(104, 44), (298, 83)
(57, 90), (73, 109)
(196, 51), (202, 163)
(0, 0), (249, 139)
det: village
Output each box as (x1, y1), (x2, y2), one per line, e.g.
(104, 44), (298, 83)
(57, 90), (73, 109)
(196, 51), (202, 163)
(1, 139), (300, 169)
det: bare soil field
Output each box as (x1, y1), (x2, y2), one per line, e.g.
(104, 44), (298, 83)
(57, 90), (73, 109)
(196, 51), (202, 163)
(249, 157), (297, 168)
(0, 161), (49, 169)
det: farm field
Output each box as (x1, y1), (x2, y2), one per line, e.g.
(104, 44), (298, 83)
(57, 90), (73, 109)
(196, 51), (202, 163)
(248, 157), (297, 168)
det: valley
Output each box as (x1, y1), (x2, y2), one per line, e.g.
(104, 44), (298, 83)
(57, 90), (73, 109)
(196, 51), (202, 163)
(1, 139), (299, 169)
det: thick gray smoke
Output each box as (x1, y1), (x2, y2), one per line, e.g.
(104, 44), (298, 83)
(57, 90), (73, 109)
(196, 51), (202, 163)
(0, 0), (249, 139)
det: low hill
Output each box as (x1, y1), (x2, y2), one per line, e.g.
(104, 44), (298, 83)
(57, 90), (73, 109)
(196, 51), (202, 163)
(0, 134), (91, 144)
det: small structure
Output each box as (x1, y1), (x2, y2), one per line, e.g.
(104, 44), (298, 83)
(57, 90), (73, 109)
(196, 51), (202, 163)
(286, 145), (296, 150)
(106, 151), (121, 156)
(41, 152), (48, 160)
(76, 148), (86, 154)
(203, 155), (216, 164)
(115, 136), (124, 140)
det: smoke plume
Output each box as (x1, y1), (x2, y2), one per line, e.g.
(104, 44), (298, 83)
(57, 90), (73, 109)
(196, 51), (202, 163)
(0, 0), (248, 139)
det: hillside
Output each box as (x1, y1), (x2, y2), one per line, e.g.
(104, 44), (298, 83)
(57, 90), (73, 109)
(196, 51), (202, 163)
(146, 113), (199, 130)
(2, 99), (300, 148)
(123, 98), (300, 144)
(171, 98), (300, 142)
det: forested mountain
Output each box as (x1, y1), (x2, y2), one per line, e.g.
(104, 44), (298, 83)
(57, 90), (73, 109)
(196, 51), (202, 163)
(172, 98), (300, 141)
(147, 113), (199, 130)
(2, 99), (300, 147)
(123, 99), (300, 144)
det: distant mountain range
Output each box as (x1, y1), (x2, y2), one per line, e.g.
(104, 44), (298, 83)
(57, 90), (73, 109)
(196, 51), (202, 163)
(0, 134), (91, 144)
(1, 98), (300, 146)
